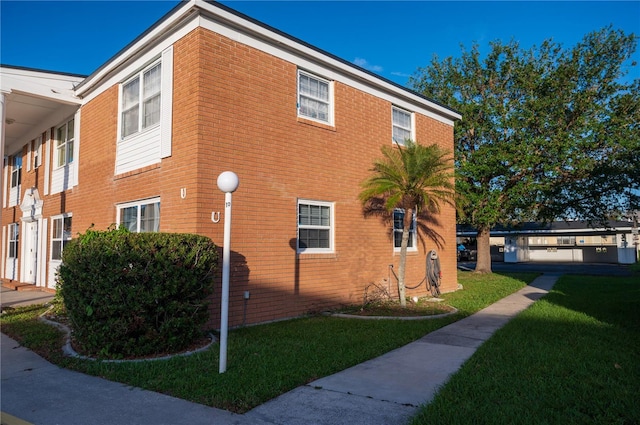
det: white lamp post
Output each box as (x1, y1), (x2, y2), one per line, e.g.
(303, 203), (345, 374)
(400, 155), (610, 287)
(216, 171), (239, 373)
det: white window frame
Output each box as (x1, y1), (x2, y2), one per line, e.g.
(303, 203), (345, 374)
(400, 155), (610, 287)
(55, 118), (74, 169)
(116, 197), (161, 233)
(10, 153), (21, 189)
(392, 106), (414, 146)
(297, 70), (333, 125)
(51, 214), (72, 262)
(297, 199), (334, 254)
(557, 236), (576, 246)
(120, 61), (162, 140)
(33, 135), (43, 169)
(8, 223), (19, 259)
(393, 208), (417, 252)
(8, 153), (22, 207)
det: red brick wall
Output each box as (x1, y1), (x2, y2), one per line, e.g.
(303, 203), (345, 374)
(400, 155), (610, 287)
(172, 28), (458, 326)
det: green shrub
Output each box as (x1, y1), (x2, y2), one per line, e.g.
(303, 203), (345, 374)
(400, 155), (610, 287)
(57, 226), (217, 359)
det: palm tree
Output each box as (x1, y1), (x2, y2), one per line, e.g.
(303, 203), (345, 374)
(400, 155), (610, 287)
(359, 140), (455, 307)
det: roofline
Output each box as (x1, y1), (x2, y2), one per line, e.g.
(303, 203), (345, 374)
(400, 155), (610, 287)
(0, 64), (87, 79)
(75, 0), (461, 121)
(457, 221), (635, 237)
(74, 0), (189, 94)
(206, 1), (461, 118)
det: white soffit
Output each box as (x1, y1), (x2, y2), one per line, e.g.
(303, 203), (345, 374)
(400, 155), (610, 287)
(1, 67), (83, 151)
(1, 67), (83, 105)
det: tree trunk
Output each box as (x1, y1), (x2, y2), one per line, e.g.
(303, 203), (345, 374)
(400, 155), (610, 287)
(475, 225), (493, 273)
(397, 209), (412, 307)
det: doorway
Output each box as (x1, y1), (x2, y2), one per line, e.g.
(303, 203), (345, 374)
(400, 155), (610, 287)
(22, 221), (38, 284)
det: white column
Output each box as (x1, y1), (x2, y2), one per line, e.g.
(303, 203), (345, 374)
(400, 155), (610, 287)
(0, 91), (6, 222)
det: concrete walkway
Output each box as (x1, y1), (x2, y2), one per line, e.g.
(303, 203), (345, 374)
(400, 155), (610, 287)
(1, 274), (559, 425)
(0, 286), (55, 311)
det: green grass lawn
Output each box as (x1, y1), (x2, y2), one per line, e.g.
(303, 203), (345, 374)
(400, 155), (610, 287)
(1, 271), (533, 413)
(6, 270), (636, 421)
(409, 274), (640, 425)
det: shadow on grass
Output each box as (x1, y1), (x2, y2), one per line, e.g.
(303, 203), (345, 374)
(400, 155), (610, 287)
(543, 275), (640, 332)
(410, 274), (640, 425)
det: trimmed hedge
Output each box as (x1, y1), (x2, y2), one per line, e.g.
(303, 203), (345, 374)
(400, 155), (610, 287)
(57, 227), (217, 359)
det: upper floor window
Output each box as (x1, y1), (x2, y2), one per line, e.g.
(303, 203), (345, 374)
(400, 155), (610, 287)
(8, 223), (19, 258)
(10, 154), (22, 188)
(117, 198), (160, 233)
(393, 209), (416, 251)
(392, 106), (413, 146)
(298, 70), (332, 124)
(298, 200), (334, 253)
(51, 215), (72, 261)
(56, 118), (74, 168)
(33, 136), (43, 168)
(121, 62), (161, 139)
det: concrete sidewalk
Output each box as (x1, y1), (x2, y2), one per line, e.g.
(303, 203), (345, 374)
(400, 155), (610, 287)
(1, 274), (559, 425)
(1, 286), (55, 311)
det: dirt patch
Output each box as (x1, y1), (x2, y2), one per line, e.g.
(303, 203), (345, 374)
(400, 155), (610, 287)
(333, 299), (456, 317)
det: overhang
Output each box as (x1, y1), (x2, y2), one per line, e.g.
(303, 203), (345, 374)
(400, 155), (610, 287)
(1, 65), (85, 155)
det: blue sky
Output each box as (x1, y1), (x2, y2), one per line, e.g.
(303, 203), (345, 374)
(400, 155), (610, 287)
(1, 1), (639, 87)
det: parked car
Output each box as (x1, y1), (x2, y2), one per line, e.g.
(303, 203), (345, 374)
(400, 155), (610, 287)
(458, 247), (477, 261)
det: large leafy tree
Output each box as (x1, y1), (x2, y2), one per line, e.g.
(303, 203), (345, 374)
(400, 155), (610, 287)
(359, 141), (455, 307)
(409, 27), (639, 273)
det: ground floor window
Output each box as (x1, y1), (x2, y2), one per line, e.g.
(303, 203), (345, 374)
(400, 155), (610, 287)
(8, 223), (19, 258)
(297, 199), (333, 253)
(117, 198), (160, 233)
(393, 209), (416, 250)
(51, 215), (72, 261)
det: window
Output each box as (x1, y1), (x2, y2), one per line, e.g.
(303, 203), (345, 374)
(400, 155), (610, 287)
(557, 236), (576, 245)
(392, 106), (413, 145)
(121, 62), (161, 138)
(393, 209), (416, 250)
(117, 198), (160, 233)
(56, 118), (74, 168)
(8, 223), (19, 258)
(51, 216), (72, 261)
(298, 70), (331, 124)
(34, 136), (42, 168)
(298, 200), (333, 253)
(10, 154), (21, 188)
(528, 237), (546, 246)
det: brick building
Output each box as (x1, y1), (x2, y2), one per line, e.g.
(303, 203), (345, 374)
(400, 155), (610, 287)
(1, 0), (460, 326)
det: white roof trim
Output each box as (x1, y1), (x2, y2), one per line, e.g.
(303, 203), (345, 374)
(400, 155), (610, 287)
(75, 0), (460, 125)
(195, 1), (460, 124)
(75, 0), (197, 99)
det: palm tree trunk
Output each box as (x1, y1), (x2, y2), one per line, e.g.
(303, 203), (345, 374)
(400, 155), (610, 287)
(397, 208), (413, 307)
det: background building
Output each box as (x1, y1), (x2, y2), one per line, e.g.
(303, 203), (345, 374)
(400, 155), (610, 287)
(457, 220), (638, 265)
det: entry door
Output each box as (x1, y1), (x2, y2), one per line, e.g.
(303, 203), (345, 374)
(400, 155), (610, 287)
(23, 221), (38, 284)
